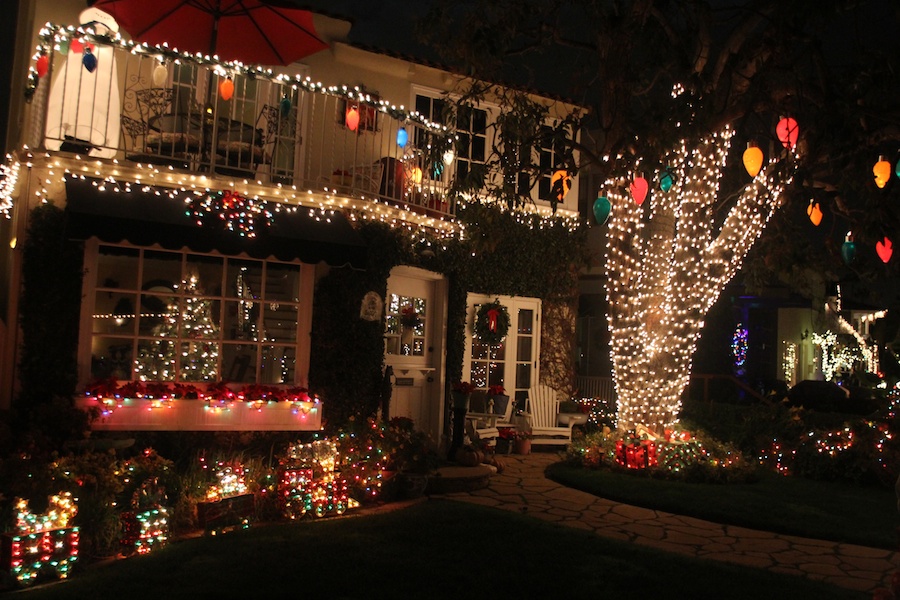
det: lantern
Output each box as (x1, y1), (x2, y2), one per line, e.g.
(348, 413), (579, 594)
(152, 63), (168, 87)
(219, 77), (234, 101)
(659, 168), (674, 192)
(841, 232), (857, 265)
(35, 54), (49, 78)
(396, 127), (408, 148)
(873, 156), (891, 189)
(776, 117), (799, 149)
(630, 175), (649, 205)
(82, 48), (97, 73)
(593, 196), (611, 225)
(345, 105), (360, 132)
(807, 200), (823, 226)
(742, 144), (763, 177)
(876, 236), (893, 264)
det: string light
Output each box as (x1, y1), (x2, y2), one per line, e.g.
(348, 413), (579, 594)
(10, 494), (79, 584)
(605, 126), (797, 434)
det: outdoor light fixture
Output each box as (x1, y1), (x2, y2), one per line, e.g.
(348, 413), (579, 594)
(873, 156), (891, 189)
(742, 144), (763, 177)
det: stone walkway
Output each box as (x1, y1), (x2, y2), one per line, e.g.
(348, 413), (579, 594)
(432, 451), (898, 595)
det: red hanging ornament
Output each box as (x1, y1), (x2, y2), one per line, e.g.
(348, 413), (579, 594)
(876, 237), (893, 263)
(776, 117), (799, 150)
(35, 54), (49, 78)
(630, 175), (649, 205)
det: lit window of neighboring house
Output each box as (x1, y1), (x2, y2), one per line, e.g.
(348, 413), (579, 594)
(83, 243), (312, 386)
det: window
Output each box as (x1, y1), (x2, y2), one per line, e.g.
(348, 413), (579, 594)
(87, 244), (309, 385)
(415, 92), (488, 184)
(384, 293), (427, 357)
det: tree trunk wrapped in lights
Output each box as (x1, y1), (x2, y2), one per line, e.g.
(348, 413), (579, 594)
(605, 127), (797, 434)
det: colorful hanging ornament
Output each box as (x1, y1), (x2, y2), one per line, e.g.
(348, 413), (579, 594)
(873, 156), (891, 189)
(152, 63), (168, 87)
(895, 158), (900, 179)
(219, 77), (234, 101)
(443, 149), (455, 165)
(630, 175), (649, 205)
(82, 48), (97, 73)
(841, 232), (857, 265)
(396, 127), (408, 148)
(659, 168), (675, 192)
(807, 200), (823, 226)
(550, 170), (572, 203)
(876, 236), (893, 263)
(742, 144), (764, 177)
(59, 39), (70, 55)
(776, 116), (799, 149)
(35, 54), (49, 78)
(70, 38), (85, 54)
(593, 196), (611, 225)
(279, 96), (292, 118)
(345, 105), (360, 132)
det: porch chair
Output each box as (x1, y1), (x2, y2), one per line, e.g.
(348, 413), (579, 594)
(524, 384), (576, 446)
(466, 390), (516, 446)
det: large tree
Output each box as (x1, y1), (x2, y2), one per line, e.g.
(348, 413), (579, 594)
(418, 0), (900, 429)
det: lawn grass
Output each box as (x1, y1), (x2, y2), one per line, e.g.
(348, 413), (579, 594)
(546, 462), (899, 549)
(14, 500), (867, 600)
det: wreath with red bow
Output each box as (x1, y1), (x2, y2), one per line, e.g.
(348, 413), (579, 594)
(474, 299), (510, 346)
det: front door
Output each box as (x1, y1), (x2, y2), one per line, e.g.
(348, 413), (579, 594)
(384, 266), (447, 442)
(463, 294), (541, 416)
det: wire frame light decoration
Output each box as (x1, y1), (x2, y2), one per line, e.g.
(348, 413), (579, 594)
(604, 125), (798, 434)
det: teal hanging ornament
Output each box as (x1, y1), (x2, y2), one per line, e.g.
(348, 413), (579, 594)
(659, 168), (675, 192)
(59, 38), (70, 55)
(82, 48), (97, 73)
(280, 96), (292, 118)
(841, 232), (857, 265)
(593, 196), (611, 225)
(396, 127), (408, 148)
(895, 158), (900, 179)
(431, 161), (444, 179)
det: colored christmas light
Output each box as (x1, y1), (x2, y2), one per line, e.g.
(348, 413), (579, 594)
(10, 494), (79, 585)
(187, 190), (274, 238)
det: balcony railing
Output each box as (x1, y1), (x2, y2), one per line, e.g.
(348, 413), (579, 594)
(28, 24), (457, 218)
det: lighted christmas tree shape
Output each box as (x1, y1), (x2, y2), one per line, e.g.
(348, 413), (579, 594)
(604, 126), (797, 434)
(135, 273), (220, 382)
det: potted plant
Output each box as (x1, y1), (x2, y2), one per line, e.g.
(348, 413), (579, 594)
(383, 417), (437, 498)
(513, 430), (533, 455)
(451, 381), (475, 410)
(487, 384), (509, 416)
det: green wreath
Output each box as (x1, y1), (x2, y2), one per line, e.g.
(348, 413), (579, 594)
(474, 300), (511, 346)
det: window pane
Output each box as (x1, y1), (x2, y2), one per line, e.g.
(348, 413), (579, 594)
(186, 255), (224, 296)
(472, 109), (487, 133)
(517, 309), (534, 335)
(135, 338), (177, 380)
(516, 336), (532, 361)
(266, 263), (301, 302)
(226, 259), (263, 299)
(471, 136), (485, 162)
(223, 299), (261, 341)
(260, 345), (295, 384)
(470, 361), (487, 388)
(180, 296), (221, 339)
(142, 250), (182, 290)
(94, 292), (138, 335)
(139, 293), (178, 337)
(515, 362), (531, 389)
(263, 303), (297, 343)
(222, 344), (256, 383)
(91, 337), (133, 380)
(179, 341), (219, 381)
(97, 246), (139, 290)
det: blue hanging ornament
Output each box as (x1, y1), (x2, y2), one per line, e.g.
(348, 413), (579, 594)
(593, 196), (611, 225)
(659, 168), (675, 192)
(279, 96), (292, 118)
(841, 232), (857, 265)
(82, 48), (97, 73)
(397, 127), (408, 148)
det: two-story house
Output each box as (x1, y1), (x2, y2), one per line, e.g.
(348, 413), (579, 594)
(0, 0), (584, 445)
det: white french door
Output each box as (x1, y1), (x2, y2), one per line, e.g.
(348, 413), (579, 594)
(463, 294), (541, 415)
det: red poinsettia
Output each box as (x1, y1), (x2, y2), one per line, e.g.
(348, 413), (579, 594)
(487, 384), (506, 397)
(452, 381), (476, 394)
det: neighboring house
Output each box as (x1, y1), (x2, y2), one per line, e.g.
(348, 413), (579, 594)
(0, 0), (583, 444)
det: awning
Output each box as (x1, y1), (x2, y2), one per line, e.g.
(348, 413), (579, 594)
(64, 177), (367, 268)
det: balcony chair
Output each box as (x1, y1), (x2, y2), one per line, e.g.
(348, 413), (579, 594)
(523, 384), (576, 446)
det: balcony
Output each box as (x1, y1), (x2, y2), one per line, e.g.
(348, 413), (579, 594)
(27, 24), (457, 219)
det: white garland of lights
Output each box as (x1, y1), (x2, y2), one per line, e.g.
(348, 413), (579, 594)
(0, 155), (20, 217)
(605, 126), (798, 433)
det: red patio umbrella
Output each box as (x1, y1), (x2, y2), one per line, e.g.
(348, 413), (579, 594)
(90, 0), (329, 66)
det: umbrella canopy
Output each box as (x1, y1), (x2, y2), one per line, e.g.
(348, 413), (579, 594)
(90, 0), (329, 66)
